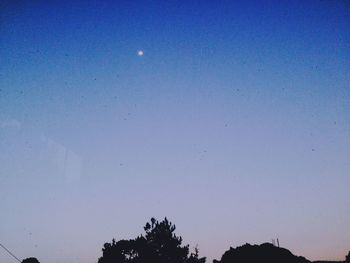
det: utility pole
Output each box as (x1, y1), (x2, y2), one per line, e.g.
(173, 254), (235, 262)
(0, 243), (22, 262)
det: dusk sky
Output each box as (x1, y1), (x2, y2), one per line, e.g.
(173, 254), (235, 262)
(1, 1), (349, 263)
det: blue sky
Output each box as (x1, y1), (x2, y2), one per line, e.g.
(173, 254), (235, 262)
(1, 1), (350, 263)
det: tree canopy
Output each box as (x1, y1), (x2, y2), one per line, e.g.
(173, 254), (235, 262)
(22, 258), (40, 263)
(215, 243), (310, 263)
(98, 217), (205, 263)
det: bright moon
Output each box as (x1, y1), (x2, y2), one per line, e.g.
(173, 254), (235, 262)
(137, 50), (144, 56)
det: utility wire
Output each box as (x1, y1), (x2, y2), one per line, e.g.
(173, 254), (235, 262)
(0, 243), (22, 262)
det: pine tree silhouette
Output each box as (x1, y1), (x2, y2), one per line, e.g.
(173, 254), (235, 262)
(98, 217), (205, 263)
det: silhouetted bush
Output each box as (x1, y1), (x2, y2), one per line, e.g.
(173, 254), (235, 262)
(98, 217), (205, 263)
(22, 258), (40, 263)
(216, 243), (310, 263)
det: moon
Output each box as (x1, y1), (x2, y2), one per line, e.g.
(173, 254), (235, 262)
(137, 50), (144, 56)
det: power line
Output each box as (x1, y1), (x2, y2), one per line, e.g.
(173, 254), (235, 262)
(0, 243), (22, 262)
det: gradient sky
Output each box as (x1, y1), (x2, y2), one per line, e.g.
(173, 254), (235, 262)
(1, 1), (350, 263)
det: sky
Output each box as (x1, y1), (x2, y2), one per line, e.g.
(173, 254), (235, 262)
(0, 0), (350, 262)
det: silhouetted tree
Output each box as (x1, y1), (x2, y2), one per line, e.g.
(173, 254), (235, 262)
(142, 217), (188, 263)
(216, 243), (310, 263)
(346, 251), (350, 262)
(98, 217), (205, 263)
(98, 239), (140, 263)
(22, 258), (40, 263)
(187, 246), (206, 263)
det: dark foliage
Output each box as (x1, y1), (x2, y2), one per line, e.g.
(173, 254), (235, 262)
(98, 217), (205, 263)
(346, 251), (350, 262)
(216, 243), (310, 263)
(22, 258), (40, 263)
